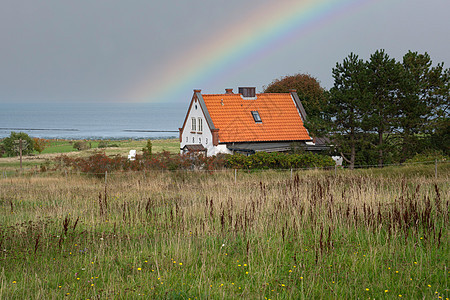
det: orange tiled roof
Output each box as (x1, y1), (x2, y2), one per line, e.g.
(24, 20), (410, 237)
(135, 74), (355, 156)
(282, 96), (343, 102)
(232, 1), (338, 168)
(202, 93), (311, 143)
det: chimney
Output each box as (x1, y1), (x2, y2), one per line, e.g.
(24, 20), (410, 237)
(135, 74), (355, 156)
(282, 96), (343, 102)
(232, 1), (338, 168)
(289, 89), (297, 93)
(193, 89), (201, 93)
(225, 88), (233, 94)
(238, 87), (256, 98)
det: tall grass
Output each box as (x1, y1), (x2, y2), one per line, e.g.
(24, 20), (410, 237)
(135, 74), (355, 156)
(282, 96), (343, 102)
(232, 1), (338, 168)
(0, 167), (448, 299)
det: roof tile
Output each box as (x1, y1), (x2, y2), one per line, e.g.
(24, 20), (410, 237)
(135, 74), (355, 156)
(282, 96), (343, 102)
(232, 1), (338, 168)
(202, 93), (311, 143)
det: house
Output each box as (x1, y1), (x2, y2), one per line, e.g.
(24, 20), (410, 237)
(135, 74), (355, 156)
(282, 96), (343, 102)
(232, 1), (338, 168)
(179, 87), (314, 156)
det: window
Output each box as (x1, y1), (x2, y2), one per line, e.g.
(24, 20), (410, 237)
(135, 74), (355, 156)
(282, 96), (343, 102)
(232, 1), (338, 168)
(251, 111), (262, 123)
(191, 117), (196, 131)
(198, 118), (203, 132)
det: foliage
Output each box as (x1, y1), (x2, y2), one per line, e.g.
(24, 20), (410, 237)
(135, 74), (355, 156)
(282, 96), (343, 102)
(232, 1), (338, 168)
(33, 138), (50, 154)
(56, 151), (335, 175)
(2, 131), (34, 157)
(329, 50), (449, 167)
(328, 53), (369, 169)
(73, 141), (89, 151)
(226, 152), (335, 169)
(142, 139), (153, 157)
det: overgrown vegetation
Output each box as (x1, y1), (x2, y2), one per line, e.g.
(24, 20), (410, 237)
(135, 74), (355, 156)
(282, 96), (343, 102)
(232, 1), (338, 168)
(0, 167), (448, 299)
(54, 151), (335, 175)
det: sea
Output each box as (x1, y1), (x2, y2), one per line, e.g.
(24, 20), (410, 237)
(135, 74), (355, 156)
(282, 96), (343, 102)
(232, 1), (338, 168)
(0, 102), (188, 140)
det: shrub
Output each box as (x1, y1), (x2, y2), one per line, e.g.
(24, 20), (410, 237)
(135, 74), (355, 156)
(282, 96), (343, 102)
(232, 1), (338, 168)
(73, 141), (89, 151)
(2, 132), (34, 157)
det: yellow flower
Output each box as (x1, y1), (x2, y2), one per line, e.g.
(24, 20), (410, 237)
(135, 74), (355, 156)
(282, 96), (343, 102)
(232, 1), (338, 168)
(246, 272), (249, 274)
(289, 270), (292, 273)
(12, 281), (16, 284)
(77, 278), (80, 280)
(137, 268), (141, 271)
(385, 290), (389, 293)
(179, 263), (182, 266)
(365, 288), (369, 291)
(300, 277), (303, 280)
(428, 284), (431, 287)
(244, 264), (247, 267)
(281, 284), (285, 287)
(91, 284), (94, 287)
(398, 295), (402, 298)
(238, 264), (241, 267)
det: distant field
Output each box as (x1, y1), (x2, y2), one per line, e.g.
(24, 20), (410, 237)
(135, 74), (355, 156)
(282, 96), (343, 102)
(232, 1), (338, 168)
(0, 138), (179, 171)
(0, 166), (448, 299)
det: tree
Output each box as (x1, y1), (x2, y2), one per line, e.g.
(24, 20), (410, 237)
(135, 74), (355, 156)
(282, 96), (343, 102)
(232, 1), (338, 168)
(329, 53), (369, 169)
(2, 132), (34, 157)
(399, 51), (449, 158)
(263, 73), (329, 136)
(142, 139), (153, 157)
(363, 50), (403, 167)
(33, 138), (50, 154)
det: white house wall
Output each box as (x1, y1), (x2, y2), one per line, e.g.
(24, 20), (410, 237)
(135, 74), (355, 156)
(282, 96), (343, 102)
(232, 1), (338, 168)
(180, 100), (215, 156)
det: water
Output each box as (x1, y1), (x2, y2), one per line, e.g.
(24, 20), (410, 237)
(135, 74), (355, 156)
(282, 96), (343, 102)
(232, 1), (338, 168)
(0, 102), (188, 140)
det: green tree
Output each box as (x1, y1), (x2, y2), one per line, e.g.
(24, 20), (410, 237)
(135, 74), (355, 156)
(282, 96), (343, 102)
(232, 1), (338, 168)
(363, 50), (403, 167)
(329, 53), (369, 169)
(400, 51), (449, 158)
(142, 139), (153, 157)
(263, 73), (330, 136)
(2, 132), (34, 157)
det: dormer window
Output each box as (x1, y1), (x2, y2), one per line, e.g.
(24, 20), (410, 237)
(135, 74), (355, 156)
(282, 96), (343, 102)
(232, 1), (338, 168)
(251, 111), (262, 123)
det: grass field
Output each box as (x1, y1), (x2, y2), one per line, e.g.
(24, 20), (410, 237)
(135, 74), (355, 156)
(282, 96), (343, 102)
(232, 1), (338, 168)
(0, 139), (179, 172)
(0, 163), (448, 299)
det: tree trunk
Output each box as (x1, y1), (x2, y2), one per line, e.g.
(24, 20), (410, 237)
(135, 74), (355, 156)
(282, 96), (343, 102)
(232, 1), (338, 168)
(378, 130), (383, 168)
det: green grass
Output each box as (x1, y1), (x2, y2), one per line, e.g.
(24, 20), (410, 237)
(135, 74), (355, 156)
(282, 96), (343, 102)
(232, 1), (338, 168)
(0, 139), (180, 172)
(0, 167), (448, 299)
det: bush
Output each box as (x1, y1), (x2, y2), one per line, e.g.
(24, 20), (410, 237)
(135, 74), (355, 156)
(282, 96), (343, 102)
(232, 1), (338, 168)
(226, 152), (335, 169)
(73, 141), (89, 151)
(2, 132), (34, 157)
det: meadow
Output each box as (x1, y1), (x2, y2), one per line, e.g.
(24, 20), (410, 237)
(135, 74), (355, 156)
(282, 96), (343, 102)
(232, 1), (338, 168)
(0, 163), (448, 299)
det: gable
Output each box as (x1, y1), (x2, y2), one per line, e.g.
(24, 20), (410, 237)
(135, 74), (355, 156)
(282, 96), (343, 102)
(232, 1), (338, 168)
(202, 93), (311, 143)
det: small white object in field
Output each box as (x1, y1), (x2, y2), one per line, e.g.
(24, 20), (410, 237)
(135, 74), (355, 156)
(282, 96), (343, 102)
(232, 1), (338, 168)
(128, 150), (136, 161)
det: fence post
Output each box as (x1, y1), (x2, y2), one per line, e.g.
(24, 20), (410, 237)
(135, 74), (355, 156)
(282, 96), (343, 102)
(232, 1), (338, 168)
(234, 169), (237, 184)
(290, 168), (293, 179)
(105, 171), (108, 185)
(335, 164), (337, 176)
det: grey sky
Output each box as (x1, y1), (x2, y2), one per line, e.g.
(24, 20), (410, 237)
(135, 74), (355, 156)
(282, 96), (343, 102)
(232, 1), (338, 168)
(1, 0), (449, 103)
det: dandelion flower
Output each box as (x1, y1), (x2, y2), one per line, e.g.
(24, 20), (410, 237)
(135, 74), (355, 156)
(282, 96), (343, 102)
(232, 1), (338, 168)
(398, 295), (402, 297)
(179, 263), (182, 266)
(77, 278), (80, 280)
(366, 288), (369, 291)
(246, 272), (249, 274)
(12, 281), (16, 284)
(137, 268), (141, 271)
(428, 284), (431, 287)
(244, 264), (247, 267)
(289, 270), (292, 273)
(385, 290), (389, 293)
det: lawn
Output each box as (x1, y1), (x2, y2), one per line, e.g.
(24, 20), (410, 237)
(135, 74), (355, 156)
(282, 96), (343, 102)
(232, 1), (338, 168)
(0, 165), (448, 299)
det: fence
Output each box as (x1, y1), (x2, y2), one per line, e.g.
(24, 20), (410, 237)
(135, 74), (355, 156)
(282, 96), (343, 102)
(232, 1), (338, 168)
(1, 159), (448, 183)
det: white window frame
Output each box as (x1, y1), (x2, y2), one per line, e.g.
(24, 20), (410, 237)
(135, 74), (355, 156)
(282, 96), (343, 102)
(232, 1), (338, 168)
(198, 118), (203, 132)
(191, 117), (196, 131)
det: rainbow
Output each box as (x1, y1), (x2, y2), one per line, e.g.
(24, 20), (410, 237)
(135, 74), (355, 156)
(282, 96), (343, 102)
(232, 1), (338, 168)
(129, 0), (375, 103)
